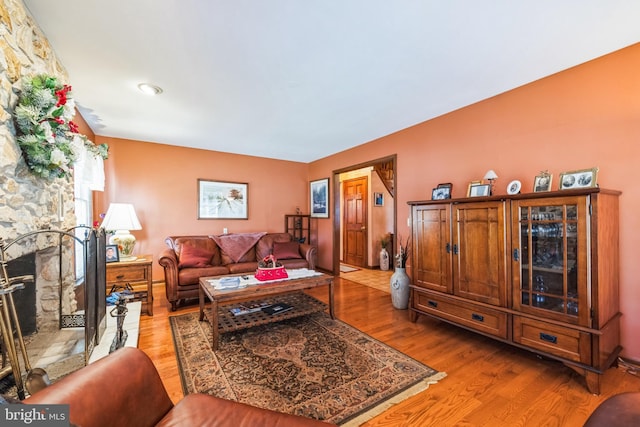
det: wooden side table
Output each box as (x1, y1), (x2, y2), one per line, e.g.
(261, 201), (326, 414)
(106, 255), (153, 316)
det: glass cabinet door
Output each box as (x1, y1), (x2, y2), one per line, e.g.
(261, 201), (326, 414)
(513, 196), (588, 323)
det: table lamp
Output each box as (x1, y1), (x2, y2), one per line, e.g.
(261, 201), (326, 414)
(483, 170), (498, 195)
(101, 203), (142, 261)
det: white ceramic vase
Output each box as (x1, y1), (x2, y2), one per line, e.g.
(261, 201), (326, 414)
(379, 248), (390, 271)
(390, 267), (410, 309)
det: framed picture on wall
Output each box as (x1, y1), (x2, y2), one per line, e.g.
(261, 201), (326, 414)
(310, 178), (329, 218)
(198, 179), (248, 219)
(374, 192), (384, 206)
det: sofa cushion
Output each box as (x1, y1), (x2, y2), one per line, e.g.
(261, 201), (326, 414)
(256, 233), (293, 260)
(273, 241), (302, 259)
(178, 244), (215, 268)
(173, 237), (221, 266)
(178, 266), (230, 286)
(280, 258), (310, 269)
(228, 262), (259, 274)
(211, 232), (266, 264)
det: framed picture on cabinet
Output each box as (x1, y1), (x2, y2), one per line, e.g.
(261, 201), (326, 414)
(431, 187), (450, 200)
(468, 182), (491, 197)
(310, 178), (329, 218)
(559, 167), (598, 190)
(105, 245), (120, 263)
(507, 180), (522, 195)
(533, 171), (553, 192)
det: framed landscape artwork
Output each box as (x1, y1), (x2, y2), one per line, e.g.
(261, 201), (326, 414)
(198, 179), (248, 219)
(310, 178), (329, 218)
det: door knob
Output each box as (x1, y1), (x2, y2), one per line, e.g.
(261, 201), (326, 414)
(361, 226), (366, 230)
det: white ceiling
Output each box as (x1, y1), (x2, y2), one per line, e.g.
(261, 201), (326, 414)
(23, 0), (640, 163)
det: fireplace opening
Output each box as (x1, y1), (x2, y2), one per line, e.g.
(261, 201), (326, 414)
(5, 252), (36, 336)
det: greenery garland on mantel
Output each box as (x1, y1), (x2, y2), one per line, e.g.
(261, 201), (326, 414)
(13, 74), (108, 179)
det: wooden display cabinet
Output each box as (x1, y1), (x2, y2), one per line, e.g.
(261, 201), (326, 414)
(408, 188), (621, 394)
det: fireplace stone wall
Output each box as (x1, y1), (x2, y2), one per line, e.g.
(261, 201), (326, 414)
(0, 0), (82, 345)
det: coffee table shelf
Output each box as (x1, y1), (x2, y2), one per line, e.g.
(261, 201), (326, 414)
(217, 292), (327, 333)
(199, 271), (334, 349)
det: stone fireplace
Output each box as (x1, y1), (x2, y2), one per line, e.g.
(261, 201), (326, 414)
(0, 0), (108, 391)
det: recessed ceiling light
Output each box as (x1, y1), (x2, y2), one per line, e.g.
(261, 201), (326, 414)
(137, 83), (163, 95)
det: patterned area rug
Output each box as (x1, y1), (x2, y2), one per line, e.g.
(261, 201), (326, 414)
(170, 312), (445, 425)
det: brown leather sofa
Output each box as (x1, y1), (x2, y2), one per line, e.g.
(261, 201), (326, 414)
(25, 347), (336, 427)
(159, 232), (317, 310)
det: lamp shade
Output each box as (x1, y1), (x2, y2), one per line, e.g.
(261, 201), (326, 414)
(101, 203), (141, 260)
(483, 170), (498, 180)
(101, 203), (142, 232)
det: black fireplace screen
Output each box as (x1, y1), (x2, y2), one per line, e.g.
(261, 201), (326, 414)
(1, 228), (106, 360)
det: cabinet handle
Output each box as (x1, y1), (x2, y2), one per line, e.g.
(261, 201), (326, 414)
(116, 274), (125, 280)
(539, 333), (557, 344)
(428, 300), (438, 308)
(446, 243), (451, 254)
(453, 244), (458, 255)
(471, 313), (484, 322)
(513, 249), (519, 261)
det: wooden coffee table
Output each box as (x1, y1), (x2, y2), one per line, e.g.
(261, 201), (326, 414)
(198, 271), (334, 349)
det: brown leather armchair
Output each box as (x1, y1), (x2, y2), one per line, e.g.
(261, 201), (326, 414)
(25, 347), (336, 427)
(583, 392), (640, 426)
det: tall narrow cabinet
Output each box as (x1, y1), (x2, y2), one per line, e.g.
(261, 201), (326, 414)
(284, 214), (314, 245)
(408, 188), (621, 394)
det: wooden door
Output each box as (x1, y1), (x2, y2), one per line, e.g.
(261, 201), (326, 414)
(453, 201), (508, 307)
(343, 177), (367, 267)
(412, 203), (453, 293)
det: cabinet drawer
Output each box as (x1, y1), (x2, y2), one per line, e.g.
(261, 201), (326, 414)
(413, 290), (508, 339)
(513, 316), (591, 364)
(106, 266), (148, 283)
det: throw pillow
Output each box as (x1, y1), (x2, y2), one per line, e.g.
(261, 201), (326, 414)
(179, 244), (214, 268)
(273, 241), (302, 260)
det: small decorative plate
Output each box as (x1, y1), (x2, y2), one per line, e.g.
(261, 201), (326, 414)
(507, 180), (522, 195)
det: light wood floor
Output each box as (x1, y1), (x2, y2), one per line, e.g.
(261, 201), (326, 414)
(340, 266), (393, 293)
(138, 275), (640, 426)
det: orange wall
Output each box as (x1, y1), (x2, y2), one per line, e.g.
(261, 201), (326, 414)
(93, 138), (309, 280)
(97, 43), (640, 360)
(310, 43), (640, 360)
(73, 108), (95, 140)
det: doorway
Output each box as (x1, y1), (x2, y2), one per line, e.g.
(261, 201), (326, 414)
(342, 176), (368, 267)
(332, 155), (396, 274)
